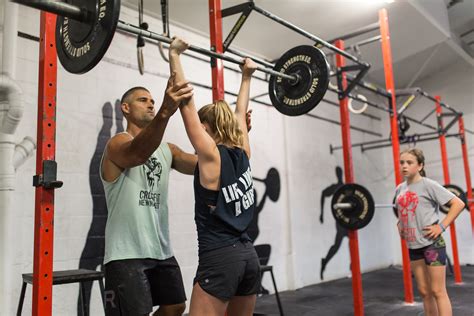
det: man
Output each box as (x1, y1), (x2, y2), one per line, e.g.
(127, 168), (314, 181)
(101, 73), (253, 315)
(101, 74), (195, 316)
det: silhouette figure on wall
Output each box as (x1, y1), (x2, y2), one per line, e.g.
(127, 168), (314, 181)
(77, 100), (123, 315)
(319, 166), (348, 280)
(248, 168), (280, 295)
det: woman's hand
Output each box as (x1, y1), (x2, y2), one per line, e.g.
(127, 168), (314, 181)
(169, 37), (190, 56)
(240, 58), (258, 78)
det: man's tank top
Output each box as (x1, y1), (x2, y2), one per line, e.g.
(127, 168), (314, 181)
(101, 136), (173, 264)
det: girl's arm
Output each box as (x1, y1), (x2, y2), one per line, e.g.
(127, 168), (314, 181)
(235, 58), (257, 158)
(168, 38), (217, 162)
(423, 196), (465, 239)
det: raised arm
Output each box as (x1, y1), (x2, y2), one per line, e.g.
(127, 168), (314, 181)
(168, 37), (217, 161)
(235, 58), (257, 158)
(102, 78), (193, 181)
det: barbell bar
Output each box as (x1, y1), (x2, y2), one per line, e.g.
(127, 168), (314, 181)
(333, 202), (394, 209)
(117, 21), (297, 81)
(14, 0), (296, 81)
(13, 0), (331, 116)
(331, 183), (471, 230)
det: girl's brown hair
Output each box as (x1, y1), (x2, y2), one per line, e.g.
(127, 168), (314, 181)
(400, 148), (426, 177)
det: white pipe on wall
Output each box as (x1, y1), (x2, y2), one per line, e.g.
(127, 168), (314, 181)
(0, 2), (32, 315)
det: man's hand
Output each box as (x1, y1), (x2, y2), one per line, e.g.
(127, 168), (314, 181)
(169, 37), (189, 56)
(240, 58), (258, 78)
(159, 72), (193, 118)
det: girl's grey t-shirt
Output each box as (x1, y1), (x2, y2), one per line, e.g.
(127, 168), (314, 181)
(395, 177), (454, 249)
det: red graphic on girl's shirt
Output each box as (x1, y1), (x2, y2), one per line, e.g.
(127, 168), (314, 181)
(397, 191), (419, 242)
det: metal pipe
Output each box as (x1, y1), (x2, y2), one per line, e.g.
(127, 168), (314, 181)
(226, 47), (275, 69)
(11, 0), (86, 21)
(436, 96), (463, 284)
(252, 5), (369, 66)
(117, 21), (296, 81)
(419, 108), (436, 123)
(327, 22), (380, 43)
(352, 35), (381, 48)
(333, 202), (394, 209)
(11, 1), (297, 81)
(360, 133), (460, 151)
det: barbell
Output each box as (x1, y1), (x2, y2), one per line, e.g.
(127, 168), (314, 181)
(331, 182), (470, 230)
(13, 0), (330, 116)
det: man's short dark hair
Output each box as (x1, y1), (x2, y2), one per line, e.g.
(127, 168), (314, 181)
(120, 86), (150, 104)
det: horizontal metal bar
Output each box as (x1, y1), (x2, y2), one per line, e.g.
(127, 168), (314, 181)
(252, 5), (369, 67)
(361, 133), (460, 152)
(353, 35), (382, 48)
(221, 2), (254, 17)
(327, 22), (380, 43)
(404, 114), (437, 131)
(395, 87), (421, 96)
(12, 0), (87, 21)
(226, 47), (275, 69)
(117, 21), (296, 81)
(334, 202), (394, 210)
(322, 98), (381, 121)
(116, 28), (269, 83)
(327, 86), (391, 113)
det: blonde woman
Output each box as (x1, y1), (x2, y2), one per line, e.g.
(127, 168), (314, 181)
(169, 37), (260, 316)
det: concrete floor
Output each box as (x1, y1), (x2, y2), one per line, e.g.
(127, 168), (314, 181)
(254, 265), (474, 316)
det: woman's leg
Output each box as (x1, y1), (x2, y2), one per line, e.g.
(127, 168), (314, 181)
(427, 265), (451, 316)
(411, 259), (438, 316)
(226, 295), (257, 316)
(189, 282), (228, 316)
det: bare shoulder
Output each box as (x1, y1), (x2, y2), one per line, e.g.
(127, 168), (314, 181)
(106, 133), (132, 153)
(102, 133), (132, 182)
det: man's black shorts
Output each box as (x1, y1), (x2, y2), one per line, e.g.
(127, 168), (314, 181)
(104, 257), (186, 316)
(194, 241), (261, 301)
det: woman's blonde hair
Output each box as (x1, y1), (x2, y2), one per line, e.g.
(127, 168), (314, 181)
(198, 100), (243, 148)
(400, 147), (426, 177)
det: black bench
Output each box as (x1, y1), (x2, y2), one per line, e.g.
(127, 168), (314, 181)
(17, 269), (105, 316)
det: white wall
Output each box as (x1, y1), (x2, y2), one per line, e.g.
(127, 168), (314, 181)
(0, 3), (472, 316)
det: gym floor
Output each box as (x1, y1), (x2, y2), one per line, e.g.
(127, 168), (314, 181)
(254, 265), (474, 316)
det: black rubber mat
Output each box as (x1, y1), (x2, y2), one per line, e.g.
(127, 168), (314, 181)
(254, 265), (474, 316)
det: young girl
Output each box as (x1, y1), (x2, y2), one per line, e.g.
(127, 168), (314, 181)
(169, 37), (260, 316)
(395, 148), (465, 316)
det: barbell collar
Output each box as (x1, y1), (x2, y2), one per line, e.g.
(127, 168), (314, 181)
(117, 21), (297, 81)
(333, 203), (353, 210)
